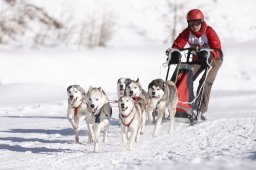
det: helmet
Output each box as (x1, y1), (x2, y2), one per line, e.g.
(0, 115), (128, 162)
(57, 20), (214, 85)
(187, 9), (204, 21)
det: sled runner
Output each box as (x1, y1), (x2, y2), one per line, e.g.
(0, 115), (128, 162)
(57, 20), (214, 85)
(165, 47), (213, 125)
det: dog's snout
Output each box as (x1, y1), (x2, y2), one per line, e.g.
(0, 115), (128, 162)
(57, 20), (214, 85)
(129, 91), (133, 95)
(119, 85), (124, 89)
(70, 95), (74, 99)
(152, 92), (155, 96)
(90, 104), (95, 108)
(121, 103), (125, 108)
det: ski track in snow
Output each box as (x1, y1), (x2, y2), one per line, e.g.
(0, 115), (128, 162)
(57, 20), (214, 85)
(0, 92), (256, 170)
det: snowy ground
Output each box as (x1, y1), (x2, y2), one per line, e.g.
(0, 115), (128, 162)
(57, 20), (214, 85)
(0, 40), (256, 170)
(1, 0), (256, 169)
(0, 88), (256, 170)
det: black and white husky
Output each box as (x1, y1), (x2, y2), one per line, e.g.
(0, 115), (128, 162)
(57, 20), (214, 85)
(117, 77), (131, 99)
(86, 86), (112, 152)
(67, 85), (87, 143)
(125, 78), (150, 120)
(147, 79), (178, 136)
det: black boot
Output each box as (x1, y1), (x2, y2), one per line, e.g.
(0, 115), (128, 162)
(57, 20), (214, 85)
(201, 113), (206, 121)
(188, 113), (198, 126)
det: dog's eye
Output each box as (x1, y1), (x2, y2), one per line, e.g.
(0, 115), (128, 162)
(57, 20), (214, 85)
(75, 91), (78, 93)
(96, 98), (99, 101)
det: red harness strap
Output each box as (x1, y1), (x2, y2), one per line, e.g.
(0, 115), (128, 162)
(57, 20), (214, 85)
(72, 99), (84, 116)
(133, 96), (139, 104)
(119, 106), (135, 127)
(120, 114), (135, 127)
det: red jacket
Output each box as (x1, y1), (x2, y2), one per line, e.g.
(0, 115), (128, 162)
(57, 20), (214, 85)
(172, 21), (222, 60)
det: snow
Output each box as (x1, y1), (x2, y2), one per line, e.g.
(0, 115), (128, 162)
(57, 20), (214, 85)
(1, 0), (256, 170)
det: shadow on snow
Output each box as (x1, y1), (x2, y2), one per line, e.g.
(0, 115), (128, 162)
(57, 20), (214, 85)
(0, 144), (72, 153)
(0, 128), (88, 136)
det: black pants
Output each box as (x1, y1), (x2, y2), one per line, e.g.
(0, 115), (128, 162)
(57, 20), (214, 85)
(193, 59), (223, 113)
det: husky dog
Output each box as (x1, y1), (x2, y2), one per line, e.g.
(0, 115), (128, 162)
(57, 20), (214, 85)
(67, 85), (87, 143)
(125, 78), (150, 119)
(118, 96), (146, 151)
(86, 86), (112, 152)
(147, 79), (178, 136)
(117, 77), (131, 99)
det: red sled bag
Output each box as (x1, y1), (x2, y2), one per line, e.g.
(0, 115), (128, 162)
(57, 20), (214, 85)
(172, 65), (196, 118)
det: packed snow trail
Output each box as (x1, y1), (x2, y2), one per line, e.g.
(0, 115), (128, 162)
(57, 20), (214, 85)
(0, 90), (256, 170)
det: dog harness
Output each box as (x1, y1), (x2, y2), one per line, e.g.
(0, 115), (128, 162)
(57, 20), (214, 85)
(94, 104), (111, 123)
(72, 99), (85, 116)
(120, 106), (136, 127)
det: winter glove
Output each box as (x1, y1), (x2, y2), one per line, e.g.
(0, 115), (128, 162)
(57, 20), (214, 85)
(167, 49), (182, 65)
(196, 50), (213, 67)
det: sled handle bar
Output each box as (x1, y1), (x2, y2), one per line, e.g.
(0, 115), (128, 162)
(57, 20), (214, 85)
(180, 47), (214, 54)
(164, 47), (214, 80)
(165, 47), (214, 65)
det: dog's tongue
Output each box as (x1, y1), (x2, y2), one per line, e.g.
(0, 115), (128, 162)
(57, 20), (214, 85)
(92, 108), (97, 113)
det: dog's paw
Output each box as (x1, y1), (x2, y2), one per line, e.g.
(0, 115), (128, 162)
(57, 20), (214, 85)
(75, 136), (79, 143)
(93, 149), (99, 153)
(102, 138), (108, 143)
(152, 132), (158, 137)
(127, 145), (133, 151)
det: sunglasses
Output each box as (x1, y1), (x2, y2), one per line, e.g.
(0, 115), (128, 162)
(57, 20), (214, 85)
(188, 20), (203, 27)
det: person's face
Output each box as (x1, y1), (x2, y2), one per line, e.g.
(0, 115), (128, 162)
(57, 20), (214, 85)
(188, 20), (202, 32)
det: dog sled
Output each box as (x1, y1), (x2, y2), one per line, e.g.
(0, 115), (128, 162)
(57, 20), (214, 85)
(165, 47), (214, 125)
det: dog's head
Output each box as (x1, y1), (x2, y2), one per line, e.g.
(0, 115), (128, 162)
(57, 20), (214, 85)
(117, 77), (131, 98)
(125, 78), (143, 97)
(148, 79), (165, 100)
(86, 86), (108, 114)
(67, 85), (86, 106)
(118, 96), (135, 116)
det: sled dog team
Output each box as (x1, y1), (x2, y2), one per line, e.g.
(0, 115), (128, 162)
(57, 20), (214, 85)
(67, 77), (178, 152)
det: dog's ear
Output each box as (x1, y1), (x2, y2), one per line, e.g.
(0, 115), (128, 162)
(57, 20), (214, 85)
(98, 87), (104, 94)
(87, 85), (93, 93)
(79, 86), (86, 98)
(125, 78), (131, 85)
(136, 78), (140, 82)
(67, 85), (72, 92)
(77, 85), (82, 91)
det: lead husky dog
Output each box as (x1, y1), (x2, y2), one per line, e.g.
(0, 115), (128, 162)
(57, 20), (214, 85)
(125, 78), (150, 120)
(67, 85), (87, 143)
(117, 77), (132, 99)
(86, 86), (112, 152)
(118, 96), (146, 151)
(147, 79), (178, 137)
